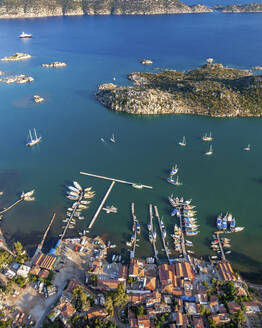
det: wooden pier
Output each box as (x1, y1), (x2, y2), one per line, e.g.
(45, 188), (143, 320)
(154, 205), (170, 262)
(80, 171), (153, 189)
(179, 214), (188, 260)
(131, 202), (137, 256)
(0, 198), (23, 215)
(37, 213), (56, 252)
(88, 181), (115, 229)
(60, 197), (83, 241)
(215, 231), (226, 261)
(149, 204), (158, 262)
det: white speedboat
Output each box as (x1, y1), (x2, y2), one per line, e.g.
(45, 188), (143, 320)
(205, 145), (213, 156)
(19, 32), (32, 38)
(178, 136), (186, 147)
(202, 132), (213, 141)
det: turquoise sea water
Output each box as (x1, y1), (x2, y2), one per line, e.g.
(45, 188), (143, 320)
(0, 13), (262, 282)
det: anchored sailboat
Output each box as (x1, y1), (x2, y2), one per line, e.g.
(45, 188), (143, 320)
(202, 132), (213, 141)
(26, 128), (42, 147)
(243, 144), (250, 151)
(178, 136), (186, 147)
(205, 144), (213, 156)
(110, 133), (115, 143)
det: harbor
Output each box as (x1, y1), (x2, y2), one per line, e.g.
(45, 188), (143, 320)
(154, 205), (170, 262)
(148, 204), (158, 263)
(80, 171), (153, 189)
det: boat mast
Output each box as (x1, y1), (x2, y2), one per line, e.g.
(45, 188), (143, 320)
(34, 128), (37, 140)
(29, 129), (33, 141)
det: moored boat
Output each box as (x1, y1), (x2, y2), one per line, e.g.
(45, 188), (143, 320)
(73, 181), (82, 191)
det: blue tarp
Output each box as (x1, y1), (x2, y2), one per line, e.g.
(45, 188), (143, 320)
(181, 296), (196, 302)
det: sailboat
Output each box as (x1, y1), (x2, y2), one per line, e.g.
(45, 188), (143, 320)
(26, 128), (42, 147)
(202, 132), (213, 141)
(174, 175), (183, 186)
(110, 133), (115, 143)
(243, 144), (250, 151)
(205, 145), (213, 156)
(178, 136), (186, 147)
(170, 165), (178, 175)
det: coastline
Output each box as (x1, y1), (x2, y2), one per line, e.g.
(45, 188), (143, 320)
(0, 3), (262, 19)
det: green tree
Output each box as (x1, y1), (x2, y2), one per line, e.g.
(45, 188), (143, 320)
(0, 319), (13, 328)
(112, 284), (127, 308)
(105, 296), (114, 316)
(72, 285), (88, 311)
(202, 280), (208, 287)
(0, 250), (12, 268)
(137, 305), (145, 316)
(88, 275), (98, 287)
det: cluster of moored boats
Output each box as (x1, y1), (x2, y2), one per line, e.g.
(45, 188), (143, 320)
(171, 224), (194, 255)
(169, 195), (199, 237)
(167, 165), (182, 186)
(21, 189), (35, 202)
(61, 181), (95, 230)
(178, 132), (213, 155)
(216, 212), (244, 233)
(210, 235), (232, 259)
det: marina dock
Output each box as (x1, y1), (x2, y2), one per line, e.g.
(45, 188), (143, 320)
(88, 181), (115, 229)
(80, 171), (153, 189)
(179, 213), (188, 260)
(154, 205), (170, 262)
(131, 202), (137, 257)
(0, 198), (23, 215)
(37, 213), (56, 252)
(149, 204), (158, 262)
(60, 197), (83, 241)
(215, 231), (226, 261)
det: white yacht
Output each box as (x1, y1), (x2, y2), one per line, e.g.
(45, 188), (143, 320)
(19, 32), (32, 38)
(178, 136), (186, 147)
(205, 145), (213, 156)
(26, 128), (42, 147)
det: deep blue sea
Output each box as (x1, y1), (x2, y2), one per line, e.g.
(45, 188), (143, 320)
(0, 12), (262, 281)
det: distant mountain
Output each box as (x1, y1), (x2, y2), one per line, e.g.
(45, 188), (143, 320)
(0, 0), (212, 18)
(214, 3), (262, 12)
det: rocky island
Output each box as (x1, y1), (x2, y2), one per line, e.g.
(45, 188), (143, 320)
(1, 53), (31, 61)
(96, 63), (262, 117)
(214, 3), (262, 12)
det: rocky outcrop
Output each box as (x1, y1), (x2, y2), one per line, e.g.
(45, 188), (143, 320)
(214, 3), (262, 12)
(0, 0), (212, 18)
(95, 63), (262, 117)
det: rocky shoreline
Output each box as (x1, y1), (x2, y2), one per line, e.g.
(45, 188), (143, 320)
(95, 63), (262, 117)
(0, 0), (261, 19)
